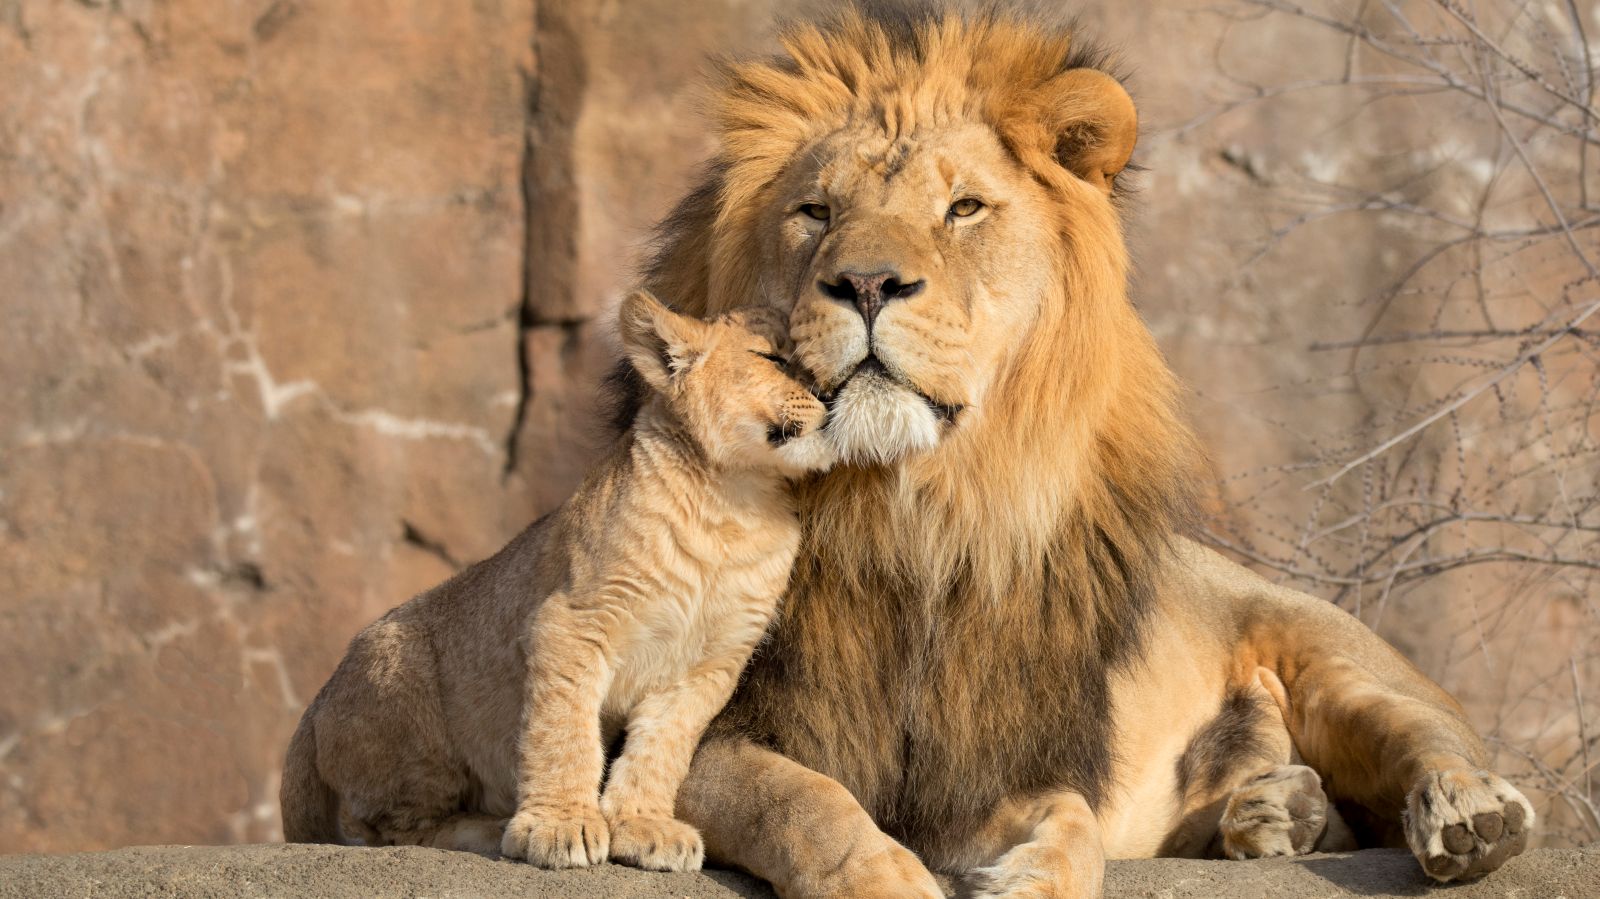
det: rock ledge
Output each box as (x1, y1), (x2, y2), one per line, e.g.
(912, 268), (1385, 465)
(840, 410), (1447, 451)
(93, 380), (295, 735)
(1, 844), (1596, 898)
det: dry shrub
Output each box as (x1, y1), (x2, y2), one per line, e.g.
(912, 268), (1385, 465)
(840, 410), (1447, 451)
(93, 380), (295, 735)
(1193, 0), (1599, 844)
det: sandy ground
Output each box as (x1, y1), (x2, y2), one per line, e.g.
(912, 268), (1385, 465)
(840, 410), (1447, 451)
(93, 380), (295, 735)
(0, 844), (1595, 898)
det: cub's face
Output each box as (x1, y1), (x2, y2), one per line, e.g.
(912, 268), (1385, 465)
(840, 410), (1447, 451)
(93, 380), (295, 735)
(677, 313), (836, 476)
(619, 291), (835, 476)
(753, 121), (1063, 466)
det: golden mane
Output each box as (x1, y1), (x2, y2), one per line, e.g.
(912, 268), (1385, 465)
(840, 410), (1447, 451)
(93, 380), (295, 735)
(641, 3), (1204, 852)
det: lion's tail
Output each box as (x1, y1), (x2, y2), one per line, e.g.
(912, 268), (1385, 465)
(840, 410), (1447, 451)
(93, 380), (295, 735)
(280, 713), (340, 844)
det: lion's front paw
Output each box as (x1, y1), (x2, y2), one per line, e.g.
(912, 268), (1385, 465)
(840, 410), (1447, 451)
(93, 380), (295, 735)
(968, 846), (1091, 898)
(1404, 768), (1533, 882)
(1219, 764), (1328, 859)
(607, 814), (704, 872)
(809, 842), (944, 899)
(500, 804), (609, 868)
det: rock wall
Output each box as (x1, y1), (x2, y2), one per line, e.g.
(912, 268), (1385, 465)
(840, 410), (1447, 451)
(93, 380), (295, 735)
(1, 0), (1592, 852)
(0, 0), (539, 848)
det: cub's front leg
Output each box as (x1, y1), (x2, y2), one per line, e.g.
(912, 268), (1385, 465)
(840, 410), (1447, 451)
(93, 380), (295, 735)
(601, 647), (754, 871)
(500, 598), (615, 868)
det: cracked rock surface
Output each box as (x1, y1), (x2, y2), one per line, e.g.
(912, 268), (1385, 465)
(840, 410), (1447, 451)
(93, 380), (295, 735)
(1, 845), (1597, 899)
(1, 0), (545, 849)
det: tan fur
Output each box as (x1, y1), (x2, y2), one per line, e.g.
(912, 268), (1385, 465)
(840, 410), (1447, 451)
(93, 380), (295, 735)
(629, 6), (1537, 897)
(280, 291), (834, 873)
(1128, 544), (1531, 880)
(961, 792), (1106, 899)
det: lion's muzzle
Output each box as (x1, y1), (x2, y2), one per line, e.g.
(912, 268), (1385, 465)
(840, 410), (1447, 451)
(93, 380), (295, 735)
(820, 356), (948, 466)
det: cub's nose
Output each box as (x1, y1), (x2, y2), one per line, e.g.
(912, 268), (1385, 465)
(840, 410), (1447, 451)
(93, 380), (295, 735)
(767, 394), (827, 445)
(818, 270), (925, 332)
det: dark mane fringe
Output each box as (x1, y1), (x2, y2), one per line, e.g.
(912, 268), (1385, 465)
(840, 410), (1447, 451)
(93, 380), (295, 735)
(828, 0), (1125, 74)
(596, 361), (647, 435)
(717, 447), (1195, 856)
(595, 165), (728, 437)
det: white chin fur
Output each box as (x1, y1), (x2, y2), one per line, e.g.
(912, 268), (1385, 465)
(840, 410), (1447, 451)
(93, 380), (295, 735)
(824, 375), (942, 466)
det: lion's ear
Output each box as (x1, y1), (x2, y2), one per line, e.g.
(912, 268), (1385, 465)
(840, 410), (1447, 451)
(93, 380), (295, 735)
(619, 289), (711, 392)
(1033, 68), (1138, 193)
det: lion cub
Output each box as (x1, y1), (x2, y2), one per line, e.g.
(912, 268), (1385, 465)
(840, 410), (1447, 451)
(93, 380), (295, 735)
(280, 289), (834, 873)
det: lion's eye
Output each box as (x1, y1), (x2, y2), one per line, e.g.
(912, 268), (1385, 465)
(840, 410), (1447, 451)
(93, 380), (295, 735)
(949, 198), (985, 218)
(799, 203), (831, 222)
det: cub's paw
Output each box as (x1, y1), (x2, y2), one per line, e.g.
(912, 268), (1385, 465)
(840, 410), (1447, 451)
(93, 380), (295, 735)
(1219, 765), (1328, 859)
(607, 814), (705, 872)
(500, 804), (609, 868)
(1405, 768), (1533, 882)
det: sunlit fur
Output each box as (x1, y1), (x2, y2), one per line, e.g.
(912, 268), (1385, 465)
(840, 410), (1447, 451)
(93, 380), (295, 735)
(642, 2), (1203, 862)
(279, 295), (835, 873)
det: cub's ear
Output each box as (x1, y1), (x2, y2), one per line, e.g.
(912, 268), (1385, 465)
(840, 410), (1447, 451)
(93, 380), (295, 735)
(1017, 68), (1138, 193)
(619, 289), (711, 391)
(717, 305), (791, 353)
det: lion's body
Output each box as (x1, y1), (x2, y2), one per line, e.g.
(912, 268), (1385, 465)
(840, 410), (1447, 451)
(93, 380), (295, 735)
(648, 6), (1533, 896)
(280, 299), (834, 872)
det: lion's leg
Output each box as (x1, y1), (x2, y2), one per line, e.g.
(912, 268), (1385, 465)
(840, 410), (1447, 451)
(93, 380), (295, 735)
(677, 737), (943, 899)
(959, 790), (1104, 899)
(1217, 763), (1357, 859)
(1162, 676), (1355, 858)
(500, 597), (614, 868)
(1248, 593), (1534, 882)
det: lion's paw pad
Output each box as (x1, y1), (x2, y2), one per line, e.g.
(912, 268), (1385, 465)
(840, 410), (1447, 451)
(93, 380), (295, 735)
(500, 805), (609, 868)
(1405, 768), (1533, 882)
(1219, 764), (1328, 859)
(607, 814), (704, 872)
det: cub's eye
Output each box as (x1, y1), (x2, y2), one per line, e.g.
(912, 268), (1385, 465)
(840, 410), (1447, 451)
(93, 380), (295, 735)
(949, 198), (985, 218)
(753, 351), (789, 368)
(799, 203), (831, 222)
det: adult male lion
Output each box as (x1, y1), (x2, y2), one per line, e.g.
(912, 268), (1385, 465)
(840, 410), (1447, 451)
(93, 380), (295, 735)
(638, 5), (1534, 897)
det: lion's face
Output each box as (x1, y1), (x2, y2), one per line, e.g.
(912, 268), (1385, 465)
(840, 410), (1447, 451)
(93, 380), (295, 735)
(676, 16), (1145, 472)
(759, 122), (1061, 465)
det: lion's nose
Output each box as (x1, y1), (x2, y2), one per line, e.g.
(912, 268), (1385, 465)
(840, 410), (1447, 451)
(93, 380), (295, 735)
(818, 270), (925, 331)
